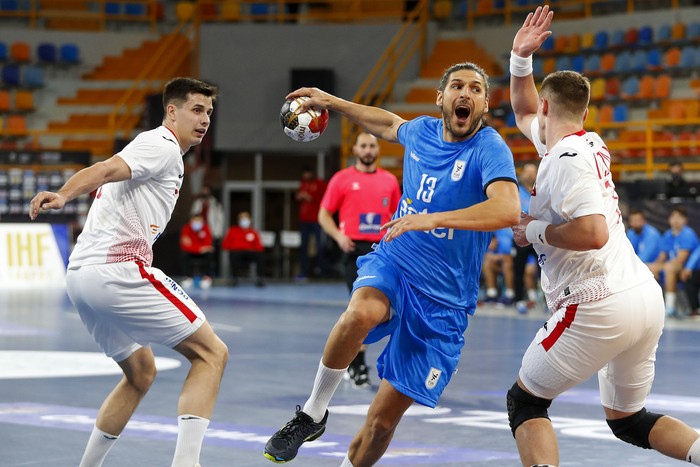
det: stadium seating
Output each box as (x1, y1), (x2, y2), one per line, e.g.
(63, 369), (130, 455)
(59, 43), (80, 65)
(0, 42), (7, 62)
(9, 41), (30, 62)
(1, 64), (20, 87)
(14, 90), (33, 112)
(0, 90), (10, 113)
(37, 43), (57, 65)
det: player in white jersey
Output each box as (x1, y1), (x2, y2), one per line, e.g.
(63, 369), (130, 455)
(29, 77), (228, 467)
(506, 6), (700, 466)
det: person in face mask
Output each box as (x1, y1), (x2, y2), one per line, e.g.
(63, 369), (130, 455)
(180, 213), (216, 289)
(222, 211), (265, 287)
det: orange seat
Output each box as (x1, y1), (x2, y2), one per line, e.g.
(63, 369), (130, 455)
(6, 114), (27, 136)
(600, 53), (616, 73)
(543, 57), (556, 75)
(674, 130), (695, 157)
(671, 22), (686, 41)
(664, 47), (681, 68)
(654, 74), (672, 99)
(598, 104), (614, 124)
(176, 1), (195, 21)
(605, 77), (620, 99)
(10, 42), (31, 62)
(653, 131), (675, 158)
(638, 75), (654, 100)
(14, 90), (34, 112)
(669, 100), (686, 119)
(617, 130), (646, 158)
(0, 90), (10, 113)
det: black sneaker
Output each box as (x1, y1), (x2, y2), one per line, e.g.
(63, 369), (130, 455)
(347, 364), (371, 388)
(264, 406), (328, 463)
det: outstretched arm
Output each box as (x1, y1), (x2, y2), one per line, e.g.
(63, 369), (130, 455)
(286, 87), (406, 143)
(381, 180), (521, 242)
(510, 5), (554, 142)
(29, 155), (131, 220)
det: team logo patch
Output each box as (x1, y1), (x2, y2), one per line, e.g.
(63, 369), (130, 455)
(451, 160), (466, 181)
(425, 367), (442, 390)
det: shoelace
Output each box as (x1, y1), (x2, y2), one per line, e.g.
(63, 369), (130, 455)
(277, 405), (308, 438)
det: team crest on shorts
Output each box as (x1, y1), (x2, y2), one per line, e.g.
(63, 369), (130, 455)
(425, 367), (442, 389)
(451, 160), (466, 181)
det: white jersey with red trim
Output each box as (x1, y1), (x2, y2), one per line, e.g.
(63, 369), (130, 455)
(528, 119), (652, 311)
(68, 126), (184, 268)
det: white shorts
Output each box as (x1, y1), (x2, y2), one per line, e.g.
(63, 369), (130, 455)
(66, 261), (205, 362)
(519, 278), (664, 412)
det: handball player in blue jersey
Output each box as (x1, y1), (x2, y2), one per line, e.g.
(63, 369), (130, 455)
(264, 62), (520, 466)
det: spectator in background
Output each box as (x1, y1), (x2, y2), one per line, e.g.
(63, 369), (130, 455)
(482, 227), (515, 305)
(666, 160), (692, 199)
(191, 185), (225, 275)
(680, 244), (700, 318)
(222, 210), (265, 287)
(513, 162), (539, 311)
(318, 131), (401, 387)
(296, 165), (327, 280)
(648, 206), (700, 317)
(626, 209), (662, 267)
(180, 213), (215, 289)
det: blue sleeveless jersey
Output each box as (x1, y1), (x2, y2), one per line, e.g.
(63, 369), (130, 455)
(376, 116), (516, 312)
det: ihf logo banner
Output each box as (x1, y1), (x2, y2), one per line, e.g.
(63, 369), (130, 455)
(359, 213), (382, 234)
(0, 223), (69, 288)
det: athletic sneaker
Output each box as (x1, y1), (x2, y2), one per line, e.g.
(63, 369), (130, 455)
(347, 364), (370, 387)
(264, 406), (328, 463)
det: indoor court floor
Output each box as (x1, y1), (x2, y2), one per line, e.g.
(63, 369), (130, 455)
(1, 281), (700, 466)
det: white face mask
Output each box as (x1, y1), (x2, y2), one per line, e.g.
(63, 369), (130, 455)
(191, 221), (204, 231)
(239, 219), (251, 229)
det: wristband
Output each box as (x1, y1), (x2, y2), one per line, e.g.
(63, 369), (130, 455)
(510, 51), (533, 77)
(526, 220), (550, 245)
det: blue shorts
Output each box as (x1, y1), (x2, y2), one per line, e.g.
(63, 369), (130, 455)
(352, 250), (469, 407)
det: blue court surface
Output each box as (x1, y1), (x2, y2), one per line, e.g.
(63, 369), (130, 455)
(1, 282), (699, 466)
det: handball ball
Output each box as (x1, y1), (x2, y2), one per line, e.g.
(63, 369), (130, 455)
(280, 96), (329, 143)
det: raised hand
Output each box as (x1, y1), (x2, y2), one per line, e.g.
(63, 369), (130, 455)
(512, 5), (554, 58)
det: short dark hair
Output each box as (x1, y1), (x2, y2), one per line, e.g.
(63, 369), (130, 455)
(629, 209), (645, 217)
(163, 77), (217, 110)
(438, 62), (490, 97)
(671, 206), (688, 218)
(540, 71), (590, 120)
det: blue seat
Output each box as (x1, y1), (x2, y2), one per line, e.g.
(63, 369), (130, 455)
(0, 0), (19, 10)
(125, 3), (146, 15)
(1, 64), (20, 87)
(613, 103), (628, 122)
(593, 30), (608, 50)
(614, 50), (632, 73)
(105, 2), (120, 14)
(631, 49), (647, 72)
(646, 48), (662, 70)
(23, 65), (44, 88)
(505, 111), (516, 127)
(571, 54), (585, 73)
(638, 25), (653, 45)
(59, 43), (80, 64)
(584, 54), (600, 74)
(622, 76), (640, 98)
(0, 42), (7, 62)
(555, 55), (571, 71)
(657, 24), (671, 42)
(680, 46), (696, 70)
(533, 57), (544, 77)
(37, 43), (57, 64)
(610, 29), (625, 48)
(688, 22), (700, 41)
(540, 36), (554, 53)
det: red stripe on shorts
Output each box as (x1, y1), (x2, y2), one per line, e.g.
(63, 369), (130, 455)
(136, 261), (197, 323)
(541, 303), (578, 351)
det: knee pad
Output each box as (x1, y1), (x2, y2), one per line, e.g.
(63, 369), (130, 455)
(506, 382), (552, 437)
(607, 408), (663, 449)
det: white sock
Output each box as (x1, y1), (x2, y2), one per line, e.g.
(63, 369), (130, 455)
(171, 414), (210, 467)
(665, 292), (676, 313)
(340, 454), (354, 466)
(527, 289), (538, 302)
(486, 287), (498, 298)
(505, 288), (515, 299)
(303, 360), (347, 422)
(687, 437), (700, 465)
(79, 426), (119, 467)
